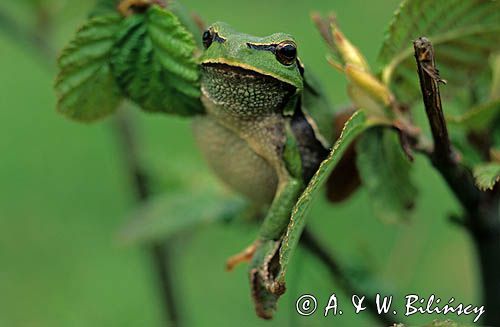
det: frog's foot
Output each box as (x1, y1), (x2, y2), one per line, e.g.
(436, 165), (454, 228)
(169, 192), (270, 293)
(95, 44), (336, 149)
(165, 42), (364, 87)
(253, 239), (286, 296)
(226, 242), (258, 272)
(249, 239), (286, 319)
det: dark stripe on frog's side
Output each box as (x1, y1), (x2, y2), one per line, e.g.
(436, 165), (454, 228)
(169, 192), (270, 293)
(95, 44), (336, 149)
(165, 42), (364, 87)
(290, 105), (330, 183)
(213, 33), (226, 44)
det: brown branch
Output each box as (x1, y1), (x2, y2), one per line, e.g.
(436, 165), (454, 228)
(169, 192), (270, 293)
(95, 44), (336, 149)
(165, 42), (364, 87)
(413, 38), (450, 159)
(413, 37), (482, 213)
(414, 37), (500, 327)
(300, 228), (399, 326)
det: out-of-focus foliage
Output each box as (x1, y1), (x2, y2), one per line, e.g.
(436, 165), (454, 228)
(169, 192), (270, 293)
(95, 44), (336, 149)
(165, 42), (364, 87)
(447, 54), (500, 132)
(314, 15), (419, 223)
(378, 0), (500, 103)
(447, 99), (500, 132)
(118, 187), (247, 244)
(473, 163), (500, 191)
(317, 0), (500, 231)
(356, 128), (416, 223)
(90, 0), (119, 18)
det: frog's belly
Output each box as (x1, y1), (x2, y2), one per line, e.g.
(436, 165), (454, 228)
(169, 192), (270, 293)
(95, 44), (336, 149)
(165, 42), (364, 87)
(192, 116), (278, 205)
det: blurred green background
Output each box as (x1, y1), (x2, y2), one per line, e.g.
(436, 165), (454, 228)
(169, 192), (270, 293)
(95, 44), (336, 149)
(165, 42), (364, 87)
(0, 0), (479, 326)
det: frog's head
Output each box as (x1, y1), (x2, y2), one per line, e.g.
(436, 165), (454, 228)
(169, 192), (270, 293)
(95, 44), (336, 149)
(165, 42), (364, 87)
(200, 22), (304, 103)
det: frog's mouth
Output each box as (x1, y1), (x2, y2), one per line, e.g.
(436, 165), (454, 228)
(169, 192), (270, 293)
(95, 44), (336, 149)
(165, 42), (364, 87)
(201, 62), (296, 91)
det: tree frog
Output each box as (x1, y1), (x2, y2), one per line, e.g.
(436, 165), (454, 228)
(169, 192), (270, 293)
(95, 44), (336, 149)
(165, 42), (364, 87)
(57, 0), (338, 316)
(192, 22), (333, 318)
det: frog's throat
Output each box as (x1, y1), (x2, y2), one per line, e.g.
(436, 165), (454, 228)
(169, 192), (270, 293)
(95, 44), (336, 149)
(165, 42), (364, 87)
(201, 58), (297, 88)
(200, 62), (297, 117)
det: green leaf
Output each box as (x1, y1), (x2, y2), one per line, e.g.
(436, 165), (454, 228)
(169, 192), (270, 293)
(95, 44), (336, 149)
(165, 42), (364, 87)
(447, 98), (500, 131)
(118, 188), (247, 245)
(55, 14), (123, 121)
(277, 110), (372, 283)
(449, 129), (484, 167)
(110, 5), (203, 116)
(473, 162), (500, 191)
(490, 53), (500, 99)
(167, 0), (204, 47)
(89, 0), (119, 18)
(494, 128), (500, 150)
(379, 0), (500, 104)
(356, 128), (417, 223)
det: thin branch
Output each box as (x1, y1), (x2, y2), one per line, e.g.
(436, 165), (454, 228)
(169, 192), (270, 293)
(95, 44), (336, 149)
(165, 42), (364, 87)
(414, 37), (500, 327)
(300, 228), (398, 326)
(413, 38), (450, 161)
(414, 37), (482, 213)
(114, 109), (180, 327)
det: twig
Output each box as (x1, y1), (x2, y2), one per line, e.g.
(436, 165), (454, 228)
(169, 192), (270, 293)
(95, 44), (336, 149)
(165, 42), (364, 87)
(414, 37), (500, 326)
(300, 228), (398, 326)
(413, 38), (449, 157)
(0, 7), (181, 326)
(114, 108), (180, 327)
(413, 37), (482, 213)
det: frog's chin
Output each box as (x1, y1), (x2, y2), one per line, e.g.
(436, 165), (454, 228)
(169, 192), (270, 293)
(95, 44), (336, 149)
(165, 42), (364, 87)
(200, 62), (297, 115)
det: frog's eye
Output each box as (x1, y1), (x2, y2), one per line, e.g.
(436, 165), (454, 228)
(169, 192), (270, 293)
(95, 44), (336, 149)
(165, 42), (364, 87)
(202, 30), (214, 49)
(275, 41), (297, 66)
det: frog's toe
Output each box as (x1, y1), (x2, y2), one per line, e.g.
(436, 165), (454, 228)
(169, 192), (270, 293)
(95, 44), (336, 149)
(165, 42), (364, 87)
(268, 280), (286, 296)
(225, 242), (258, 271)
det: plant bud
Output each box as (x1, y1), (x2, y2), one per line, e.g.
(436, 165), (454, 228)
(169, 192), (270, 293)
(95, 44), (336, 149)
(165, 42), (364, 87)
(331, 22), (370, 71)
(345, 64), (394, 110)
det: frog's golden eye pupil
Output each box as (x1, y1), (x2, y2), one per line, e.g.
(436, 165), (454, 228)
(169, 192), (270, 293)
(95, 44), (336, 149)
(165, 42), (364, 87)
(202, 30), (213, 49)
(276, 42), (297, 66)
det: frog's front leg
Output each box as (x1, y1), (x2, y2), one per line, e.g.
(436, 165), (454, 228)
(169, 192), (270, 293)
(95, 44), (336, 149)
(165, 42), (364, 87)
(250, 137), (305, 319)
(225, 172), (302, 265)
(252, 173), (303, 291)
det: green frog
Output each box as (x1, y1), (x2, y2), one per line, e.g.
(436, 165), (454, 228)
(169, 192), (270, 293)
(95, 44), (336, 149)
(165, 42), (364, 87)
(57, 0), (339, 315)
(56, 0), (358, 319)
(192, 22), (334, 318)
